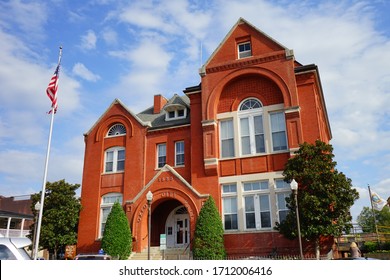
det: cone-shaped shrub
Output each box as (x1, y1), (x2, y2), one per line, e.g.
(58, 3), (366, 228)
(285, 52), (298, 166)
(101, 202), (132, 259)
(193, 196), (226, 259)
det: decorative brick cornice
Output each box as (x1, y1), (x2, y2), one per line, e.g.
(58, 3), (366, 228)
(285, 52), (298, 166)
(206, 53), (285, 74)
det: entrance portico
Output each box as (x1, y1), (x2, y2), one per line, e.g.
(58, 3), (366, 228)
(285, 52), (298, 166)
(128, 165), (209, 253)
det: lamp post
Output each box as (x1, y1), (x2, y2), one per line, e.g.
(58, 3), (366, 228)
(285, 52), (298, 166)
(290, 179), (303, 260)
(146, 191), (153, 260)
(32, 202), (41, 259)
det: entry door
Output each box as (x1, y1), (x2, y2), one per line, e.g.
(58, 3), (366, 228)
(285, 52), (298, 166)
(175, 217), (189, 246)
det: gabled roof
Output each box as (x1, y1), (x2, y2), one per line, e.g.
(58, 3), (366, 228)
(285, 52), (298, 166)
(137, 94), (190, 130)
(84, 98), (151, 136)
(202, 17), (292, 70)
(125, 164), (209, 205)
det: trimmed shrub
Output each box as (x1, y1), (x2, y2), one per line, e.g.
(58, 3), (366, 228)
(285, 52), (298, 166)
(101, 202), (132, 259)
(193, 196), (226, 259)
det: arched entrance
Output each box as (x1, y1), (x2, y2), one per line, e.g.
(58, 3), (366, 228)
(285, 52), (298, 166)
(149, 200), (190, 248)
(165, 206), (190, 248)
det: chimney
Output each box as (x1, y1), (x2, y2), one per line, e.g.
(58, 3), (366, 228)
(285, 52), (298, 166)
(154, 94), (167, 114)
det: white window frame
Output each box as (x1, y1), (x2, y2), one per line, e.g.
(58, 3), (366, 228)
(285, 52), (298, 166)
(238, 41), (252, 59)
(243, 180), (272, 230)
(175, 141), (185, 166)
(165, 108), (187, 121)
(220, 119), (235, 158)
(238, 98), (265, 156)
(222, 183), (238, 231)
(157, 143), (167, 168)
(274, 179), (291, 223)
(104, 147), (125, 173)
(270, 111), (288, 152)
(99, 193), (123, 238)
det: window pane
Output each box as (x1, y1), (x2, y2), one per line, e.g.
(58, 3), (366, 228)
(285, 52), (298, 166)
(106, 151), (113, 161)
(260, 212), (271, 228)
(241, 136), (250, 155)
(260, 181), (269, 190)
(222, 183), (237, 193)
(177, 109), (185, 117)
(105, 150), (113, 171)
(222, 139), (234, 157)
(254, 116), (265, 153)
(224, 214), (238, 230)
(271, 112), (287, 151)
(175, 141), (185, 166)
(117, 150), (125, 160)
(221, 120), (234, 158)
(0, 245), (17, 260)
(271, 112), (285, 130)
(221, 120), (233, 138)
(277, 193), (288, 209)
(253, 115), (263, 134)
(117, 150), (125, 171)
(117, 160), (125, 171)
(279, 210), (289, 223)
(246, 213), (256, 228)
(259, 195), (270, 211)
(272, 131), (287, 151)
(225, 197), (237, 213)
(238, 42), (252, 58)
(158, 144), (166, 168)
(240, 118), (250, 135)
(275, 179), (289, 189)
(245, 196), (255, 211)
(105, 162), (113, 172)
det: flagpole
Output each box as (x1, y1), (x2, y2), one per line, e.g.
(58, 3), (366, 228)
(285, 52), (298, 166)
(33, 47), (62, 260)
(367, 185), (380, 244)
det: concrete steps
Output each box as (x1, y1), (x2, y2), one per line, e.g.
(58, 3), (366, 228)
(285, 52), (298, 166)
(129, 246), (191, 260)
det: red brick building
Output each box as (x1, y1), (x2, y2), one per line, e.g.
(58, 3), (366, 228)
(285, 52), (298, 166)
(77, 18), (332, 257)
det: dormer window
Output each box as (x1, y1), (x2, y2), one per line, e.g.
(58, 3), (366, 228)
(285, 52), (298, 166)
(165, 105), (187, 121)
(238, 42), (251, 59)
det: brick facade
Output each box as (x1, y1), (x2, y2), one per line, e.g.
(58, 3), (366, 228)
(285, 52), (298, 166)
(77, 18), (332, 257)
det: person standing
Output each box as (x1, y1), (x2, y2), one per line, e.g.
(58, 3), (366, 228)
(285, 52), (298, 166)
(349, 242), (361, 258)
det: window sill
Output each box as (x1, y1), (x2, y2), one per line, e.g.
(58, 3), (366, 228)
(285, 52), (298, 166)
(102, 171), (125, 175)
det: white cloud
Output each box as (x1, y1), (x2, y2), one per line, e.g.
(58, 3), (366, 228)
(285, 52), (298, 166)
(72, 63), (101, 82)
(80, 30), (97, 50)
(101, 27), (118, 45)
(0, 0), (48, 41)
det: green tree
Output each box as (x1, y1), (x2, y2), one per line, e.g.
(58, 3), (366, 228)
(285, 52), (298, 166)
(193, 196), (226, 260)
(30, 179), (81, 259)
(357, 206), (390, 233)
(101, 201), (132, 260)
(276, 140), (359, 258)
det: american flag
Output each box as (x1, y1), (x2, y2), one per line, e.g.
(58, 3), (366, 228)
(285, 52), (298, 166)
(46, 63), (60, 113)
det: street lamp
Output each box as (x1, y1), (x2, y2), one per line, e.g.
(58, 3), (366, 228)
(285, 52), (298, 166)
(146, 191), (153, 260)
(290, 179), (304, 260)
(32, 202), (41, 259)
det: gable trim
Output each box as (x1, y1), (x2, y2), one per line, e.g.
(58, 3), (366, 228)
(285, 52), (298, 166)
(125, 164), (209, 205)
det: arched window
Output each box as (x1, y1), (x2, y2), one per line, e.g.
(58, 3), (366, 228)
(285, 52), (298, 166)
(238, 98), (265, 155)
(239, 98), (262, 111)
(99, 193), (123, 238)
(107, 123), (126, 137)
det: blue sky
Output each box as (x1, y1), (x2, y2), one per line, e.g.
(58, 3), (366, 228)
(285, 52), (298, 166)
(0, 0), (389, 222)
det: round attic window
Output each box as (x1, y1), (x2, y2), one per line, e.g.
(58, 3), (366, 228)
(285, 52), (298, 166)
(107, 123), (126, 136)
(239, 98), (262, 111)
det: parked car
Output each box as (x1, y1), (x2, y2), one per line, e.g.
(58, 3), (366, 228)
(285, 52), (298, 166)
(0, 237), (32, 260)
(74, 254), (112, 260)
